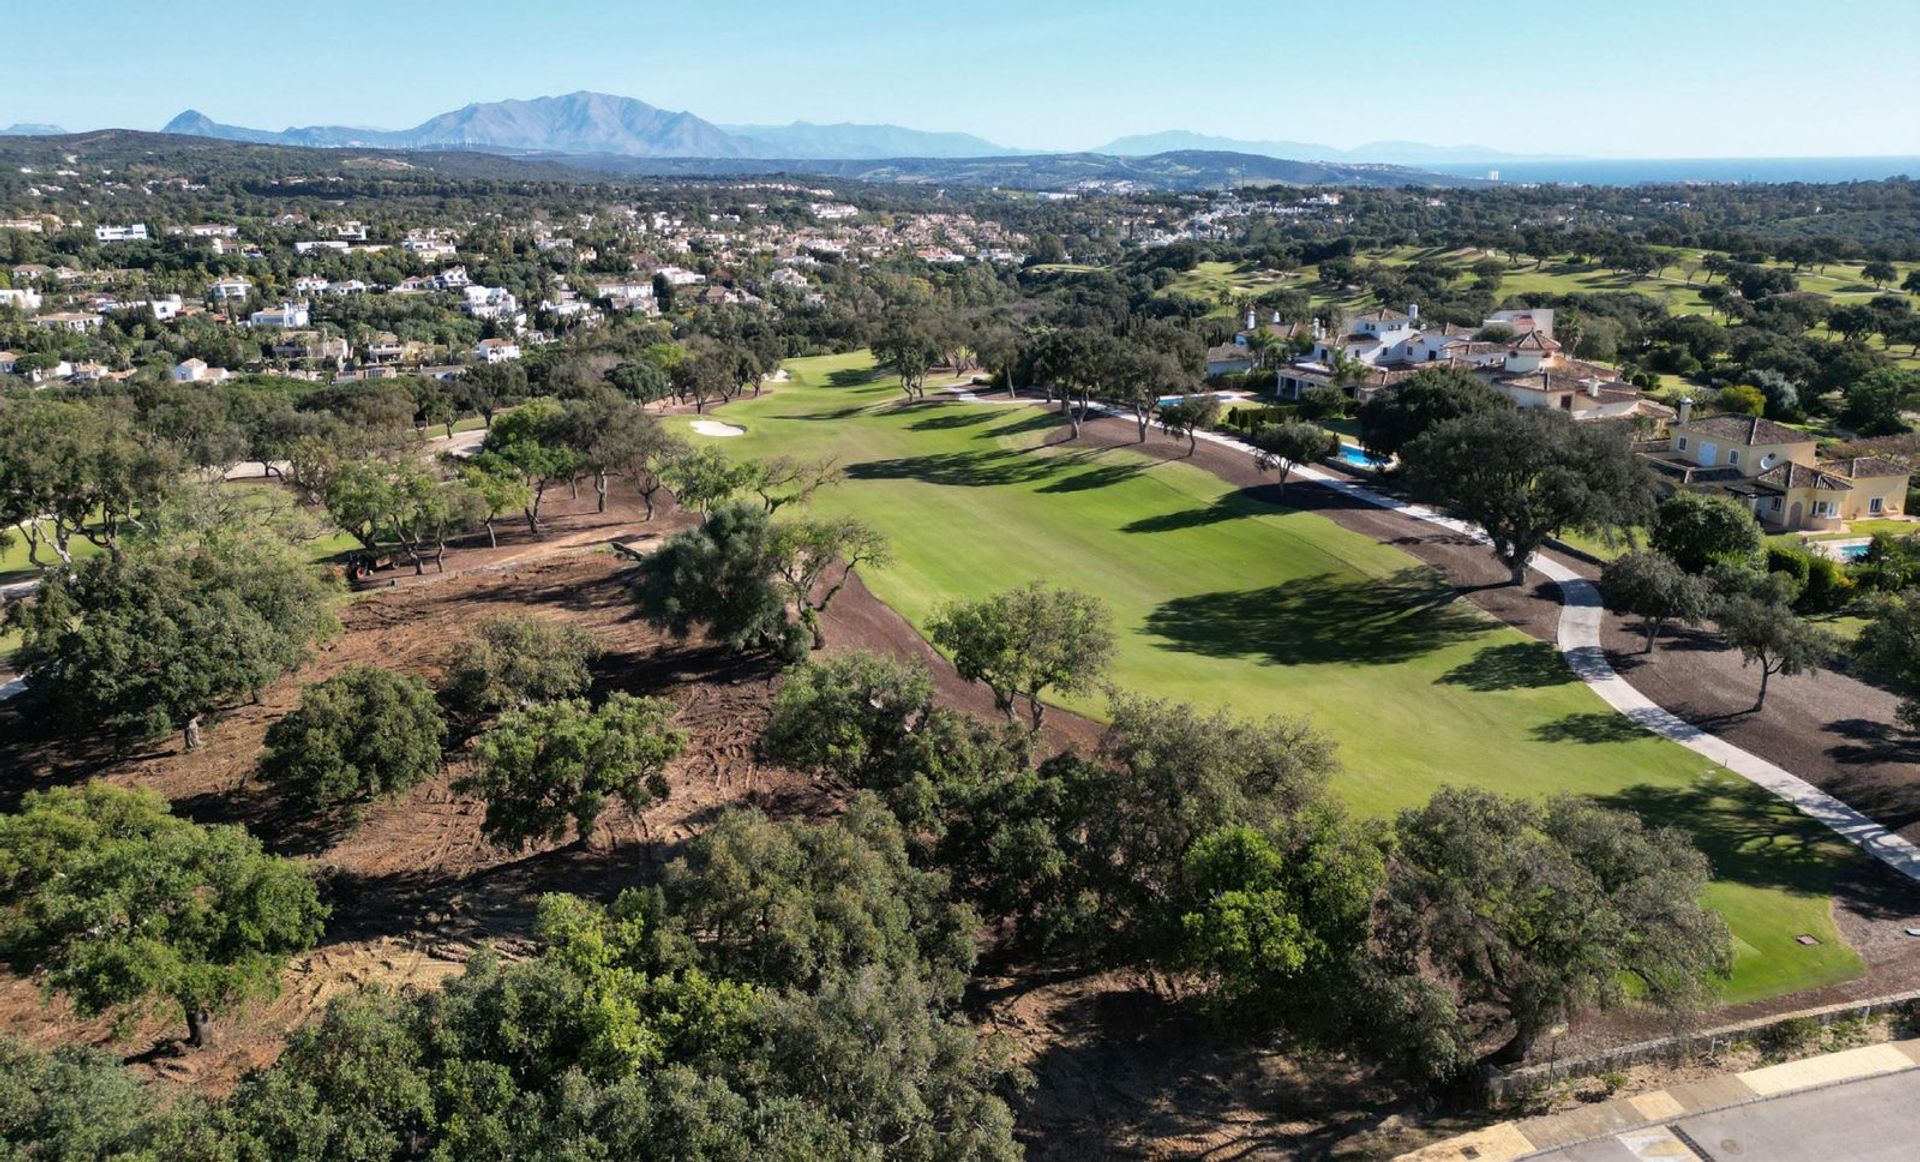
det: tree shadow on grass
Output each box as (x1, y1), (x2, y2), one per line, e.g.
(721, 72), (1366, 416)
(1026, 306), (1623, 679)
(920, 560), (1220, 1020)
(1143, 567), (1487, 667)
(979, 409), (1066, 439)
(1438, 641), (1578, 692)
(1120, 484), (1295, 534)
(908, 408), (997, 431)
(847, 447), (1070, 488)
(780, 404), (871, 421)
(1592, 781), (1848, 898)
(1122, 504), (1248, 534)
(1036, 461), (1146, 494)
(825, 367), (879, 387)
(1531, 712), (1655, 745)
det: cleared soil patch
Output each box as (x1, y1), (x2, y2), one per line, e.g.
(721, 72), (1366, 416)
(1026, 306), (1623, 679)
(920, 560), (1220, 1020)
(0, 473), (1105, 1098)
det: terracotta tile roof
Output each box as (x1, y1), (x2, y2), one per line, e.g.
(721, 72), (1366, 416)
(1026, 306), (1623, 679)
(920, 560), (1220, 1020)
(1822, 456), (1910, 480)
(1757, 462), (1852, 491)
(1511, 330), (1561, 351)
(1680, 414), (1810, 447)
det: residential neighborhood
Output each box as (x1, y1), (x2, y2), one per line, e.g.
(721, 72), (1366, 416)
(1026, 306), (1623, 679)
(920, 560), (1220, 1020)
(2, 9), (1920, 1156)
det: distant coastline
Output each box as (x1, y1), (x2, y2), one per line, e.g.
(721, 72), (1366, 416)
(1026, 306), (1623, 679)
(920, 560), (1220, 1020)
(1420, 156), (1920, 185)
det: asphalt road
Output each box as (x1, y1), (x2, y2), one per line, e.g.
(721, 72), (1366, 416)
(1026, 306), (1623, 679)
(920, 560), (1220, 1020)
(1536, 1067), (1920, 1161)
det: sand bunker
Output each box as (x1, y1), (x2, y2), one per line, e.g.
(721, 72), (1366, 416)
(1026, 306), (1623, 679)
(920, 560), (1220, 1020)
(689, 419), (746, 437)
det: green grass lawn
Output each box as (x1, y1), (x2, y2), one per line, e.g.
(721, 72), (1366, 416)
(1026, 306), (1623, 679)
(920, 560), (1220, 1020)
(1, 520), (104, 584)
(1159, 261), (1293, 315)
(1554, 527), (1644, 564)
(673, 350), (1869, 1002)
(1772, 520), (1920, 546)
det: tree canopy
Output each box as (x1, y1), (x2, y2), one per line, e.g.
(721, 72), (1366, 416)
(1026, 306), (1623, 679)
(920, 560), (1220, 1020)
(1378, 787), (1731, 1067)
(929, 582), (1115, 729)
(1600, 550), (1715, 652)
(1402, 408), (1656, 584)
(0, 784), (327, 1047)
(9, 531), (339, 745)
(632, 500), (806, 661)
(259, 666), (446, 812)
(438, 613), (602, 720)
(458, 693), (686, 849)
(1355, 366), (1510, 458)
(1650, 490), (1766, 574)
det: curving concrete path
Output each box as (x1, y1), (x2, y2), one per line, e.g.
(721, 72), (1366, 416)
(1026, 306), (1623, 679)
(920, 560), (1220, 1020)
(949, 390), (1920, 885)
(1272, 445), (1920, 884)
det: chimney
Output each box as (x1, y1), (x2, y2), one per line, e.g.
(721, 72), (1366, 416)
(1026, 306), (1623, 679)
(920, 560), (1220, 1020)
(1245, 308), (1256, 331)
(1312, 318), (1324, 340)
(1271, 309), (1281, 325)
(1677, 398), (1694, 425)
(1408, 302), (1419, 321)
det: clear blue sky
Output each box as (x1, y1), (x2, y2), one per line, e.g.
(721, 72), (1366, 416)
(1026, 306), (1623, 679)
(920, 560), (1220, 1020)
(15, 0), (1919, 157)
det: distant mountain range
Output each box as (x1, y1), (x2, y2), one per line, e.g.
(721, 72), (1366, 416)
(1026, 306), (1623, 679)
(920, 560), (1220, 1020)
(164, 93), (747, 157)
(0, 123), (66, 136)
(1090, 130), (1573, 166)
(155, 90), (1544, 167)
(0, 128), (1472, 193)
(554, 149), (1472, 191)
(720, 121), (1020, 159)
(161, 92), (1018, 161)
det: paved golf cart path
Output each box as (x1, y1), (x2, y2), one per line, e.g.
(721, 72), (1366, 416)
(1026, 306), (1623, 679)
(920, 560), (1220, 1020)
(950, 387), (1920, 884)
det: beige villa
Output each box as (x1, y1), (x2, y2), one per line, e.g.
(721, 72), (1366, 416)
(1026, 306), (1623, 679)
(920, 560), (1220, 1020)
(1641, 408), (1911, 533)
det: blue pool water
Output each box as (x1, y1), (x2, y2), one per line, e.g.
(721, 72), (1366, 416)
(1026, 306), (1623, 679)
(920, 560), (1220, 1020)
(1840, 543), (1872, 561)
(1337, 444), (1386, 469)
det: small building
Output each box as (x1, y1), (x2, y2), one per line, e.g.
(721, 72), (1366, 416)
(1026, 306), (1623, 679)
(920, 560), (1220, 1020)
(34, 311), (102, 333)
(1204, 343), (1253, 376)
(94, 224), (149, 243)
(209, 276), (253, 302)
(473, 338), (521, 363)
(249, 301), (311, 328)
(171, 358), (232, 383)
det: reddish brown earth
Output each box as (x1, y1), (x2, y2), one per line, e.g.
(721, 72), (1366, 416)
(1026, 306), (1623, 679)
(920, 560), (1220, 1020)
(0, 472), (1111, 1100)
(4, 393), (1916, 1156)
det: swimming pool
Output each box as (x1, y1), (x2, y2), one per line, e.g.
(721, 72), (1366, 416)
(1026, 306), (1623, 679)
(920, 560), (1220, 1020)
(1839, 542), (1872, 561)
(1336, 444), (1387, 470)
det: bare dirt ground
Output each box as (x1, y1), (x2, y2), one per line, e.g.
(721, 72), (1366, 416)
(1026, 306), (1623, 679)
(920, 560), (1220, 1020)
(0, 471), (1122, 1108)
(7, 393), (1915, 1155)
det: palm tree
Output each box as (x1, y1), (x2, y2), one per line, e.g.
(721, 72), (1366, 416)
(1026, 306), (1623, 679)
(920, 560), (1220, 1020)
(1326, 348), (1370, 388)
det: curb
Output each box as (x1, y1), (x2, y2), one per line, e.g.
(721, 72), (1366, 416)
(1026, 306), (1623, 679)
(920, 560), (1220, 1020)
(1396, 1038), (1920, 1160)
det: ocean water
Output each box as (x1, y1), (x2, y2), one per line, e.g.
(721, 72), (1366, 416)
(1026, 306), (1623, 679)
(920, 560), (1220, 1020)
(1421, 157), (1920, 186)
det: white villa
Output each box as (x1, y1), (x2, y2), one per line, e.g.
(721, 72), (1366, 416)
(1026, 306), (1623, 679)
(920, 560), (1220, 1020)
(472, 338), (522, 363)
(249, 301), (311, 328)
(172, 358), (233, 383)
(1272, 304), (1669, 422)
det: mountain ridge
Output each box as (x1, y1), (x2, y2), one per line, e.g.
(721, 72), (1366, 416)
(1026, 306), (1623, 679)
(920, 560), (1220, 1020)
(156, 91), (1556, 166)
(719, 121), (1022, 159)
(163, 92), (747, 157)
(1092, 129), (1576, 166)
